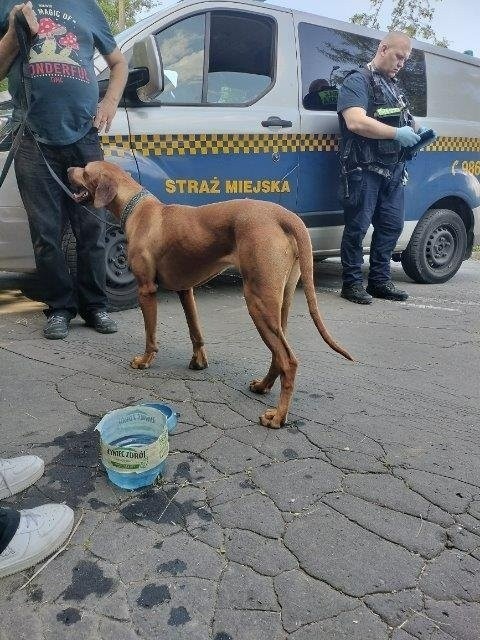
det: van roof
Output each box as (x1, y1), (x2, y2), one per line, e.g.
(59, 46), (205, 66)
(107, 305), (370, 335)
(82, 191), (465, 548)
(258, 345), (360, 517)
(116, 0), (479, 67)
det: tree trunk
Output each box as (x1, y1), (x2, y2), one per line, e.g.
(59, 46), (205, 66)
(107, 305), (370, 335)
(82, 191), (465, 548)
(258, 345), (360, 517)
(118, 0), (126, 30)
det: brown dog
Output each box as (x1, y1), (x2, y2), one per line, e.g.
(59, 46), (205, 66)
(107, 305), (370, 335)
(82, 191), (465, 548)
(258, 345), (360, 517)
(68, 161), (353, 428)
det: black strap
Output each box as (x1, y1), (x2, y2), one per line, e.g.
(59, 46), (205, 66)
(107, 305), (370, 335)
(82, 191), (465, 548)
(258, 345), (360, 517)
(0, 12), (30, 188)
(14, 11), (32, 60)
(0, 121), (23, 186)
(14, 11), (84, 201)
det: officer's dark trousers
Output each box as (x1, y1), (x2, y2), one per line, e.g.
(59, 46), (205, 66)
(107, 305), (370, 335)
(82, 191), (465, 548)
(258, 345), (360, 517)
(14, 128), (107, 319)
(0, 507), (20, 554)
(341, 164), (405, 286)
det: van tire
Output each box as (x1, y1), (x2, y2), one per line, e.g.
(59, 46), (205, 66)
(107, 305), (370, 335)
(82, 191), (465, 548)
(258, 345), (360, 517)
(400, 208), (467, 284)
(62, 224), (138, 311)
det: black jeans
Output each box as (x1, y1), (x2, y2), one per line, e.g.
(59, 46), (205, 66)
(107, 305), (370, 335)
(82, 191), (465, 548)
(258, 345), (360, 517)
(14, 128), (107, 319)
(340, 164), (405, 286)
(0, 507), (20, 554)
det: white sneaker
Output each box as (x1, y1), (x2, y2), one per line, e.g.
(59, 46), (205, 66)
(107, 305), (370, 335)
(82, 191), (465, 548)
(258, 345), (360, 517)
(0, 456), (45, 500)
(0, 504), (74, 578)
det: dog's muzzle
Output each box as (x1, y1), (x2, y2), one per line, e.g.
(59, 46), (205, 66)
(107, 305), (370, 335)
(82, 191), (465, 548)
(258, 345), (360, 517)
(72, 188), (90, 203)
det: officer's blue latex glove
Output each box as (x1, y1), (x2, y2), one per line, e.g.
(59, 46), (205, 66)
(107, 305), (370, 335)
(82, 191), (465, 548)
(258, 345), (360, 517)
(394, 126), (421, 147)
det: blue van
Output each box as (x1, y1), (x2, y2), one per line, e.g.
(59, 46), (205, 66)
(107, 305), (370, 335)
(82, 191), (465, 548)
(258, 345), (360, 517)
(1, 0), (479, 309)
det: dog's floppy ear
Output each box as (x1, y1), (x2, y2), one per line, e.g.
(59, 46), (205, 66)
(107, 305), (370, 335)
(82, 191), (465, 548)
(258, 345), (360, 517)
(93, 173), (118, 209)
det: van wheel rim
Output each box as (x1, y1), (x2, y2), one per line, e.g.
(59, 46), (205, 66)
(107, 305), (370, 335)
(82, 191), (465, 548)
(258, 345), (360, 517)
(105, 228), (132, 287)
(425, 225), (456, 268)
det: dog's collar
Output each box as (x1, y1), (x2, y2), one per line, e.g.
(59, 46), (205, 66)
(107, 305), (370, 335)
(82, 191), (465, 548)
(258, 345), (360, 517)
(120, 188), (152, 232)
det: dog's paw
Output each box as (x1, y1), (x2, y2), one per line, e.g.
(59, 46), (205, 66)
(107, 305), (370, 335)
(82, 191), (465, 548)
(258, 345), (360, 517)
(189, 347), (208, 370)
(130, 355), (151, 369)
(259, 408), (284, 429)
(249, 379), (270, 394)
(189, 356), (208, 370)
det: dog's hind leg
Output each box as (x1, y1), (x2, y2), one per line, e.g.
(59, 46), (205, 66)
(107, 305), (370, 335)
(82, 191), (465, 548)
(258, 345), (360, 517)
(244, 284), (298, 428)
(131, 280), (159, 369)
(248, 261), (300, 397)
(281, 260), (301, 334)
(178, 289), (208, 370)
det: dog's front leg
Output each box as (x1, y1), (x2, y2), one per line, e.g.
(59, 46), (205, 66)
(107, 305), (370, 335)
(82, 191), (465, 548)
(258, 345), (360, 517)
(131, 282), (159, 369)
(177, 289), (208, 370)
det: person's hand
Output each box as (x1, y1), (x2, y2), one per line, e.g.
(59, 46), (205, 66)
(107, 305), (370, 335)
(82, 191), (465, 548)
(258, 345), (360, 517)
(93, 97), (118, 134)
(394, 126), (421, 147)
(8, 2), (38, 37)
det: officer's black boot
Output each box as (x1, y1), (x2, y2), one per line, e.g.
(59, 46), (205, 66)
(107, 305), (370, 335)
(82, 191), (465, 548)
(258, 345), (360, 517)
(366, 281), (408, 301)
(341, 283), (373, 305)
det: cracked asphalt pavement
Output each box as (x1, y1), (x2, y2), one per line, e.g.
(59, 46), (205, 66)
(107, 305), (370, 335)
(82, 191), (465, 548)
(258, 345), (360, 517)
(0, 258), (479, 639)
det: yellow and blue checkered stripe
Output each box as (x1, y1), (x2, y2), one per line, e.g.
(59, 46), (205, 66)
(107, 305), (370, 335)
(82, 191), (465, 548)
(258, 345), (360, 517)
(427, 137), (480, 152)
(100, 133), (480, 158)
(100, 133), (337, 157)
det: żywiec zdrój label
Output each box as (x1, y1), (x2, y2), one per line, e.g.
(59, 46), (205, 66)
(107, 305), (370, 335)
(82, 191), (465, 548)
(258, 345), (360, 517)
(101, 432), (168, 473)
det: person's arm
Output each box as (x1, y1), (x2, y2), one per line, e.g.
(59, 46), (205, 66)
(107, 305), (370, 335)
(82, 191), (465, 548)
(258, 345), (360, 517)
(0, 2), (38, 81)
(0, 31), (19, 80)
(342, 106), (397, 140)
(343, 105), (420, 147)
(94, 48), (128, 134)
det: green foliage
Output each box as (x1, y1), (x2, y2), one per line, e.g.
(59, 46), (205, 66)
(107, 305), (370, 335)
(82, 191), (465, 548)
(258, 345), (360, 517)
(0, 78), (8, 92)
(96, 0), (161, 34)
(351, 0), (449, 47)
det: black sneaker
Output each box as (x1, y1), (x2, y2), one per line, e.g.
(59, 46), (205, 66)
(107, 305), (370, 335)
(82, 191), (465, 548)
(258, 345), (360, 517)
(341, 283), (373, 305)
(366, 281), (409, 301)
(84, 311), (118, 334)
(43, 313), (70, 340)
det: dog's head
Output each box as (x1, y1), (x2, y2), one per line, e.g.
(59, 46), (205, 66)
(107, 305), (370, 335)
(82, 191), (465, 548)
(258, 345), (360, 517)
(68, 161), (119, 209)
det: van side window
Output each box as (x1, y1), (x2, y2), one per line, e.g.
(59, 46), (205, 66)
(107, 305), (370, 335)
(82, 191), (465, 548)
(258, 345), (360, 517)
(206, 12), (275, 104)
(154, 11), (275, 105)
(298, 22), (427, 116)
(155, 14), (206, 104)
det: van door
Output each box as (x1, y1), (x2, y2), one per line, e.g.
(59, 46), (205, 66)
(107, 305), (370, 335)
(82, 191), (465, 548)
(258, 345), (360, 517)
(118, 3), (299, 209)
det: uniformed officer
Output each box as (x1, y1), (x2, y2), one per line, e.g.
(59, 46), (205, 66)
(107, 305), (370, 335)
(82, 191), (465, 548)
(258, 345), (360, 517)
(337, 32), (423, 304)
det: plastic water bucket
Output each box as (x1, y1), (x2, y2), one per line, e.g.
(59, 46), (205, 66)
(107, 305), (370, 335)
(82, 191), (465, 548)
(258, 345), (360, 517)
(96, 406), (168, 489)
(139, 402), (178, 433)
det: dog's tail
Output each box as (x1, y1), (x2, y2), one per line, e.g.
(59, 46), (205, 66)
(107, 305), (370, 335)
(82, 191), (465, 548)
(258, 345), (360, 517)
(287, 215), (354, 362)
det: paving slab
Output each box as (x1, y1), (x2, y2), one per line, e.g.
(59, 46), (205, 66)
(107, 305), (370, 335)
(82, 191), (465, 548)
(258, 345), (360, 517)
(1, 259), (480, 638)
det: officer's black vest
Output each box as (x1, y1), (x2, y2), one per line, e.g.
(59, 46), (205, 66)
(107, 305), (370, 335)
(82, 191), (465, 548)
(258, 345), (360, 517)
(339, 67), (412, 167)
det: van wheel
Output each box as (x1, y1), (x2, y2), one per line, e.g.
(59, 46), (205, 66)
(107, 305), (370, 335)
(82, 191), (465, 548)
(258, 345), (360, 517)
(62, 225), (138, 311)
(400, 208), (467, 284)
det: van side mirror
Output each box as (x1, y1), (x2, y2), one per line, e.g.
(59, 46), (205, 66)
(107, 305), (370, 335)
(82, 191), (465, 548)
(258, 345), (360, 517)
(98, 68), (155, 107)
(130, 35), (164, 102)
(123, 68), (151, 103)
